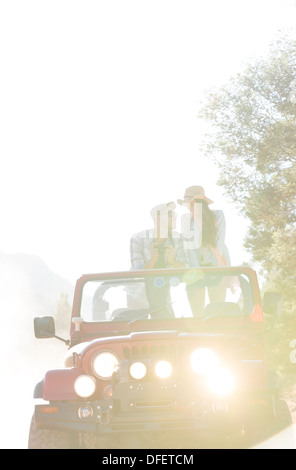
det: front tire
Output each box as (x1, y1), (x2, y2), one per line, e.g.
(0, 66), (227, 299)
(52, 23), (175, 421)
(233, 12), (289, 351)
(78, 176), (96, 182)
(28, 415), (77, 449)
(247, 399), (294, 449)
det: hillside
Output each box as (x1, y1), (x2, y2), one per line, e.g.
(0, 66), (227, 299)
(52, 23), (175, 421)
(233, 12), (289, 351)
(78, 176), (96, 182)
(0, 251), (74, 367)
(0, 252), (73, 315)
(0, 252), (75, 448)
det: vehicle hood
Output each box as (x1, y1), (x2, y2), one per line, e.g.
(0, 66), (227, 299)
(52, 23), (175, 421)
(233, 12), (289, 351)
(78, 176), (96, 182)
(65, 328), (262, 367)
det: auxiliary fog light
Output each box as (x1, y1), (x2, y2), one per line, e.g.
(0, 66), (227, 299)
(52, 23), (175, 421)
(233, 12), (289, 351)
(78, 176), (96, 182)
(208, 368), (235, 396)
(190, 348), (219, 375)
(155, 360), (172, 379)
(103, 385), (113, 400)
(130, 361), (147, 380)
(74, 375), (96, 398)
(92, 351), (119, 379)
(78, 404), (93, 419)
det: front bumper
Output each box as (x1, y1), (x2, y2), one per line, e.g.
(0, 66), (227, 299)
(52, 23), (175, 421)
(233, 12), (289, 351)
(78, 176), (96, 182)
(34, 386), (271, 437)
(35, 400), (234, 434)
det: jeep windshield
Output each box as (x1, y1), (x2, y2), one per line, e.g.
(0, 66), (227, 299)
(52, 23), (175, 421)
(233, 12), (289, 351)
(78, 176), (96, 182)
(79, 268), (257, 323)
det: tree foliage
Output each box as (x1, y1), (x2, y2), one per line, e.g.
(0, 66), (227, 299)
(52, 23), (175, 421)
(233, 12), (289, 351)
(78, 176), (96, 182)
(199, 34), (296, 306)
(54, 292), (72, 334)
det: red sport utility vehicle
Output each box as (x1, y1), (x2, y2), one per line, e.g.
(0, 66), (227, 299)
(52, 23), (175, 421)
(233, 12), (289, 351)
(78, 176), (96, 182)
(28, 267), (293, 449)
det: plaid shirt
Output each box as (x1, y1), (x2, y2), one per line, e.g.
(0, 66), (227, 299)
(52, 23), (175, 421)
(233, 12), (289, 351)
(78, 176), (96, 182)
(130, 229), (187, 270)
(130, 210), (230, 270)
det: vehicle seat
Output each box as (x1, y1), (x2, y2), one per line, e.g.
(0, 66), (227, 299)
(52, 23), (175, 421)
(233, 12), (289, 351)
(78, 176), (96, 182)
(112, 308), (149, 321)
(203, 302), (241, 318)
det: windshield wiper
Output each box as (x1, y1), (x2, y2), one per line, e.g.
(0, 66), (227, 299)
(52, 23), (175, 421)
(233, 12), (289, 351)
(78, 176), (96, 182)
(127, 303), (175, 326)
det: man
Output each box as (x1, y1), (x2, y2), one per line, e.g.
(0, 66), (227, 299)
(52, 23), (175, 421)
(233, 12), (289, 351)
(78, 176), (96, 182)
(130, 201), (186, 270)
(130, 202), (185, 318)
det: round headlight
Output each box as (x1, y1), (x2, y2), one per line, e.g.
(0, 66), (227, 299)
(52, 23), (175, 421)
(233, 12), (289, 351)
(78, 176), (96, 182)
(129, 361), (147, 380)
(155, 360), (172, 379)
(190, 348), (219, 375)
(92, 351), (119, 379)
(74, 375), (96, 398)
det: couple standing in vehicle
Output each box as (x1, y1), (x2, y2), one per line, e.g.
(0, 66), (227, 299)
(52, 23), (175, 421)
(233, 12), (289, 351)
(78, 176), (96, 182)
(130, 185), (231, 317)
(130, 185), (230, 271)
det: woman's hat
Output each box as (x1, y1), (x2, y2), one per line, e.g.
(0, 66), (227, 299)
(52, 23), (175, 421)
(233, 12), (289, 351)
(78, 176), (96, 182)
(177, 186), (214, 205)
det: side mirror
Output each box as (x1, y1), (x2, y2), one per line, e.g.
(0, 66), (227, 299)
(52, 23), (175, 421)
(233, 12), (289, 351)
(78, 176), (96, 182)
(34, 316), (55, 339)
(263, 292), (282, 316)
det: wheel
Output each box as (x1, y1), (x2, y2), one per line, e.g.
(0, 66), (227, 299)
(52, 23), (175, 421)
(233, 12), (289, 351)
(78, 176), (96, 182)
(28, 415), (77, 449)
(246, 399), (295, 449)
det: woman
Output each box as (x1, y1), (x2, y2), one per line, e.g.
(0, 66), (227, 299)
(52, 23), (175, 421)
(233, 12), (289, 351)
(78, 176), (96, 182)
(178, 185), (231, 316)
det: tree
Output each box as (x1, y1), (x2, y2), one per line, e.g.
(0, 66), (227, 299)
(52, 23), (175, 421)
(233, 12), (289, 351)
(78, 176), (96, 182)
(54, 292), (72, 334)
(199, 33), (296, 307)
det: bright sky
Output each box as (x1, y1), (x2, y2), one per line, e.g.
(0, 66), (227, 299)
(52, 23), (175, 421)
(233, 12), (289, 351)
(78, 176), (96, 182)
(1, 0), (296, 283)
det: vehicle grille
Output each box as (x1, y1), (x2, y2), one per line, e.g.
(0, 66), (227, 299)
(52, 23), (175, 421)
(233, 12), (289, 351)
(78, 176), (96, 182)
(122, 341), (187, 363)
